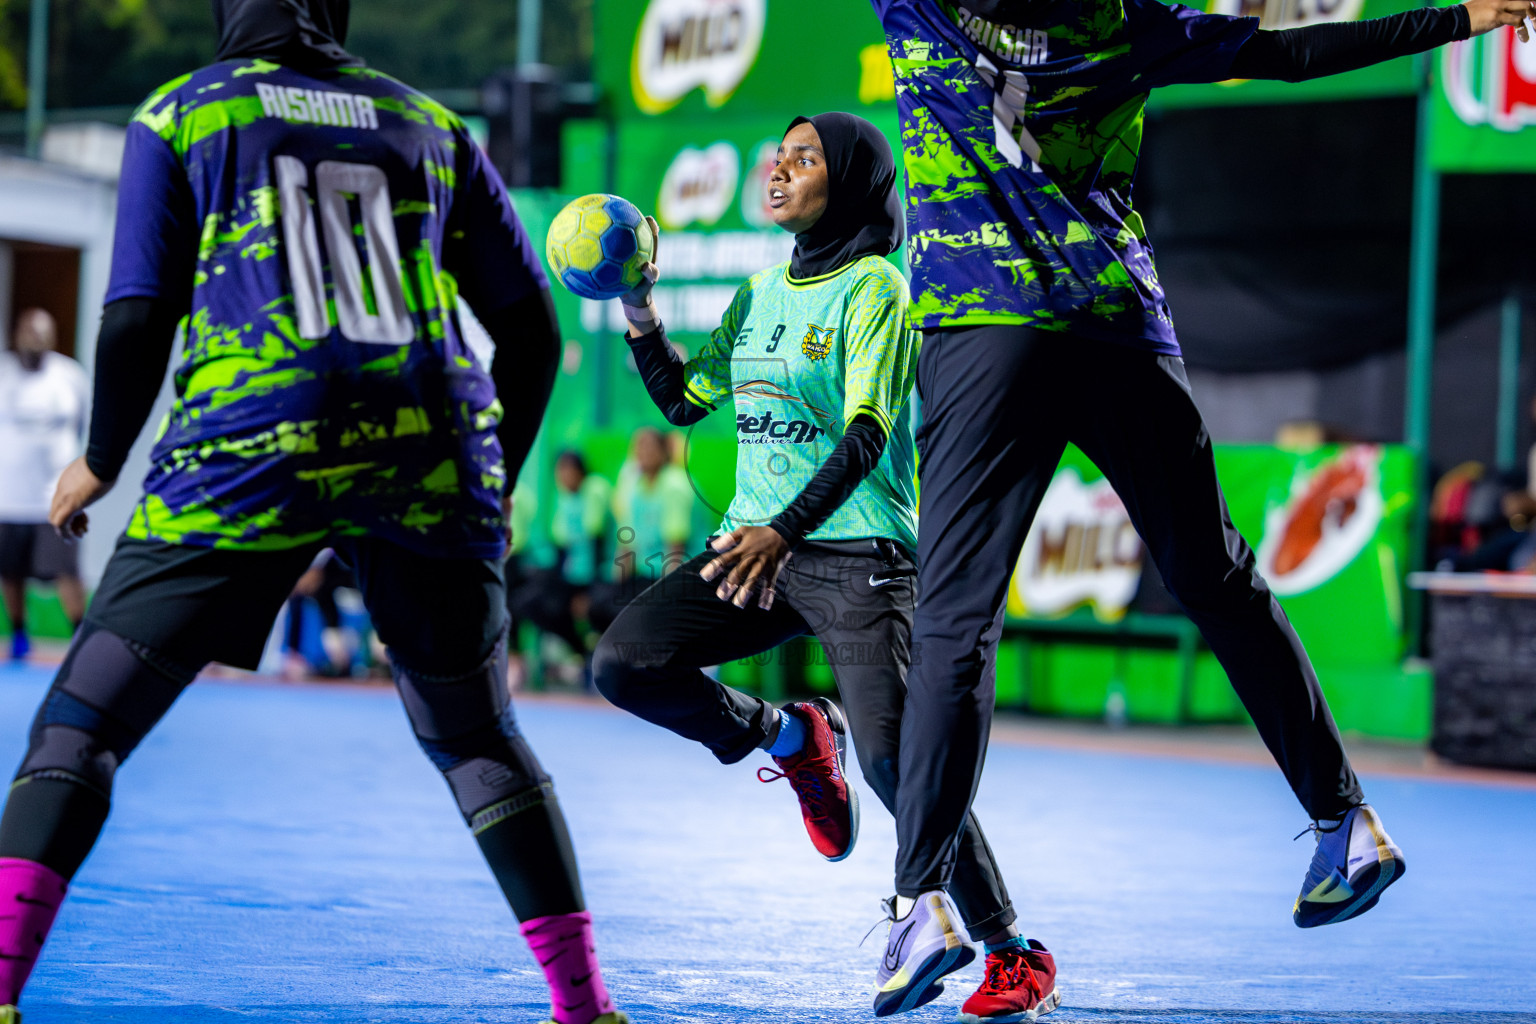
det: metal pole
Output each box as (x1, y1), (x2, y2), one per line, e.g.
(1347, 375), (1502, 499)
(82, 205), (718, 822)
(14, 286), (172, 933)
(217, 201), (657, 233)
(24, 0), (48, 158)
(517, 0), (542, 67)
(1403, 45), (1440, 653)
(1497, 294), (1523, 475)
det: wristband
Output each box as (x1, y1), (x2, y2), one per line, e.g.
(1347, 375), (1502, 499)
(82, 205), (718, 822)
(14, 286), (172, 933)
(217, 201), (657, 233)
(623, 301), (660, 335)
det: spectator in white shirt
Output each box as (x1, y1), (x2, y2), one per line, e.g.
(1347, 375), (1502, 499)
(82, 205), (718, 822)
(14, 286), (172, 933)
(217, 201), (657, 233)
(0, 309), (89, 661)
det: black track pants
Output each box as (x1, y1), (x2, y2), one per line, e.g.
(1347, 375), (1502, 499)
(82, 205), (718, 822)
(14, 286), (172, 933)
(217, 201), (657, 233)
(593, 540), (1016, 937)
(895, 324), (1365, 897)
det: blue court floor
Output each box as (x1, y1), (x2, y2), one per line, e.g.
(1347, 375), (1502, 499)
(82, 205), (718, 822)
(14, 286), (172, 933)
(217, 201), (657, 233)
(1, 662), (1533, 1023)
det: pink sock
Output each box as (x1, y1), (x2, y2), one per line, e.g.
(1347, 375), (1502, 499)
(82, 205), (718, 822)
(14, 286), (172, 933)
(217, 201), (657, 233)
(0, 858), (68, 1006)
(519, 910), (615, 1024)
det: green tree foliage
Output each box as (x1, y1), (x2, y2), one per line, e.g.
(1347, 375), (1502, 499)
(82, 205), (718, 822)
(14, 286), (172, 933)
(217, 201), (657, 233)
(0, 0), (592, 111)
(0, 0), (28, 106)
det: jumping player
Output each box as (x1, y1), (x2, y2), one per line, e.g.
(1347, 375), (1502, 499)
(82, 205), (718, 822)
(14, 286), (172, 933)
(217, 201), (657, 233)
(861, 0), (1536, 1013)
(0, 3), (626, 1023)
(592, 113), (1040, 1021)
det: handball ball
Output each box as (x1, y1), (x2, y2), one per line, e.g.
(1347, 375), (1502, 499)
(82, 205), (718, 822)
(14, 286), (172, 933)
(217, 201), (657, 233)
(546, 194), (656, 300)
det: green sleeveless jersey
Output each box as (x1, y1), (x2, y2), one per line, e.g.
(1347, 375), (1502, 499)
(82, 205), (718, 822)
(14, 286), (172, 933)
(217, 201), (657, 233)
(683, 255), (919, 552)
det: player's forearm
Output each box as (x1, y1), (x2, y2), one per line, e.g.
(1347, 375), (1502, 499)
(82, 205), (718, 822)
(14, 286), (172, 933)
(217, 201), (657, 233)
(625, 325), (710, 427)
(1228, 4), (1469, 82)
(768, 414), (887, 548)
(84, 297), (181, 482)
(486, 287), (560, 478)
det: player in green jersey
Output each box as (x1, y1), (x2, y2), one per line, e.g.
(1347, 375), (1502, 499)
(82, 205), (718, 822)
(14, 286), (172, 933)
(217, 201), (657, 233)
(591, 112), (1040, 1019)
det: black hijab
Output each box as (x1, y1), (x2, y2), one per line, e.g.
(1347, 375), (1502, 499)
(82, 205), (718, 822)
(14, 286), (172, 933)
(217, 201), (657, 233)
(213, 0), (359, 69)
(785, 112), (903, 280)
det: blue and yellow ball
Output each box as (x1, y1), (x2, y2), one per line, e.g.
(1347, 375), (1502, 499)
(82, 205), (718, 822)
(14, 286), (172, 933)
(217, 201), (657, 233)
(545, 194), (656, 301)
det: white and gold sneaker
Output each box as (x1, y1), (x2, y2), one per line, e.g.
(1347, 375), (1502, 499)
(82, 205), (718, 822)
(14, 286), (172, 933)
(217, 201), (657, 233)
(873, 890), (975, 1017)
(1293, 803), (1406, 928)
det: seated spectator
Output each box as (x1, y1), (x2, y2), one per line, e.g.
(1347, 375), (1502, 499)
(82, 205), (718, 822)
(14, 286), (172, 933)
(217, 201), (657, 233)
(590, 427), (692, 631)
(282, 549), (363, 678)
(507, 456), (613, 687)
(549, 450), (614, 627)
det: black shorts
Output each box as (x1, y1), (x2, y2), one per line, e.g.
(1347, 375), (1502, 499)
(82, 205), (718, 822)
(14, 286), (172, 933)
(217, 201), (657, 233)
(87, 536), (507, 674)
(0, 523), (80, 581)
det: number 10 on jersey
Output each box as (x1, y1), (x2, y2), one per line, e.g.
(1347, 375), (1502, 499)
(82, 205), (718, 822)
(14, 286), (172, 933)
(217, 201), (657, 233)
(275, 156), (414, 345)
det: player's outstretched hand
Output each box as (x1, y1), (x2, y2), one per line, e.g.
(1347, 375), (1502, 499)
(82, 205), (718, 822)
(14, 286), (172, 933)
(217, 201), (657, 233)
(622, 216), (662, 336)
(1464, 0), (1534, 40)
(49, 456), (114, 542)
(700, 526), (791, 610)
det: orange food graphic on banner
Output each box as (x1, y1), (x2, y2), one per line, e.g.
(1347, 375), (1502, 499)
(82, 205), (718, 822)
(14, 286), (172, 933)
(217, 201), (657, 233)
(1271, 450), (1370, 577)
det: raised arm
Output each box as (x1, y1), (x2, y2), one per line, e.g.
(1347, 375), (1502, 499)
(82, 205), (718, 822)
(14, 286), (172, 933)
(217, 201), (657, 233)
(1133, 0), (1529, 90)
(622, 222), (736, 427)
(1227, 1), (1527, 82)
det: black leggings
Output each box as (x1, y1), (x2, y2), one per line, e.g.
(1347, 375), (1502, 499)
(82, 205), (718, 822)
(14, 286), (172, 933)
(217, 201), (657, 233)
(0, 538), (584, 923)
(591, 540), (1017, 938)
(895, 325), (1364, 897)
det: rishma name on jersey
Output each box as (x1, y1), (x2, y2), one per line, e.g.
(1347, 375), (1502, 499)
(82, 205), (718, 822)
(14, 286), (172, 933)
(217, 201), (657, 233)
(254, 82), (379, 129)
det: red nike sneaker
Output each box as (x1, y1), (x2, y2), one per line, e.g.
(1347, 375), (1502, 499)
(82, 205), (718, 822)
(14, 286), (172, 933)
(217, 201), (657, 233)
(957, 940), (1061, 1023)
(757, 698), (859, 861)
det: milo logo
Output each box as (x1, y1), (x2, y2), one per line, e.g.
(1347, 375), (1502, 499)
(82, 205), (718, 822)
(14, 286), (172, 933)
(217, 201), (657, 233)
(632, 0), (766, 115)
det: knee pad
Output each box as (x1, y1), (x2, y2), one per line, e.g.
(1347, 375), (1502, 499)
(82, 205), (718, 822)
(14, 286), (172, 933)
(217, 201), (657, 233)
(391, 640), (549, 824)
(17, 624), (194, 797)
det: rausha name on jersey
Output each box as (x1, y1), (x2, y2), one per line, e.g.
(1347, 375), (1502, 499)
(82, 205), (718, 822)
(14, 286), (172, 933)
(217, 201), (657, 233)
(951, 6), (1051, 65)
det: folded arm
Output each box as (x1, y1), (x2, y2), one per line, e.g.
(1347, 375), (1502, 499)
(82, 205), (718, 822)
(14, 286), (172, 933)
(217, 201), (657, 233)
(768, 415), (887, 547)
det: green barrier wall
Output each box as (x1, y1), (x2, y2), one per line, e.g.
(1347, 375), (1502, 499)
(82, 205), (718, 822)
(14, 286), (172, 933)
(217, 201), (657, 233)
(0, 590), (77, 641)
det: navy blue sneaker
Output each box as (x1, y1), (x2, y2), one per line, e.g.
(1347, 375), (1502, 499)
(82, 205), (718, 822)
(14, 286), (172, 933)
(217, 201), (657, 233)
(7, 632), (28, 663)
(1293, 804), (1405, 928)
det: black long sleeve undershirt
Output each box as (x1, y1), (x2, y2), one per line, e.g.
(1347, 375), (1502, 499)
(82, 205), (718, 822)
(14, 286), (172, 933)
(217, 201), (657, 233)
(85, 297), (183, 483)
(768, 414), (888, 548)
(624, 324), (711, 426)
(625, 323), (889, 547)
(1229, 4), (1470, 82)
(485, 287), (561, 478)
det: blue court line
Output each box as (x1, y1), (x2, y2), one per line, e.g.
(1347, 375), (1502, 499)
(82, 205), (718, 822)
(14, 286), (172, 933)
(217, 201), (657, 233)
(2, 664), (1533, 1023)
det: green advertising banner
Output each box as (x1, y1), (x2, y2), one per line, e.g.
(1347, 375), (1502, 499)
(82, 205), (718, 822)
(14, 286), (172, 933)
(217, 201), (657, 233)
(560, 0), (902, 430)
(595, 0), (896, 121)
(1428, 15), (1536, 171)
(997, 443), (1426, 738)
(595, 0), (1420, 115)
(1006, 443), (1414, 666)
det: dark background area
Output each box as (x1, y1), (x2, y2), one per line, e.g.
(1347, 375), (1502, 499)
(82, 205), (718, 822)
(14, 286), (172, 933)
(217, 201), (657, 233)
(1141, 97), (1535, 474)
(0, 0), (593, 111)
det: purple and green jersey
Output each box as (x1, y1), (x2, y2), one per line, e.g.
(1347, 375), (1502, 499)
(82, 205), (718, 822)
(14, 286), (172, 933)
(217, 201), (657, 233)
(868, 0), (1257, 353)
(106, 58), (545, 558)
